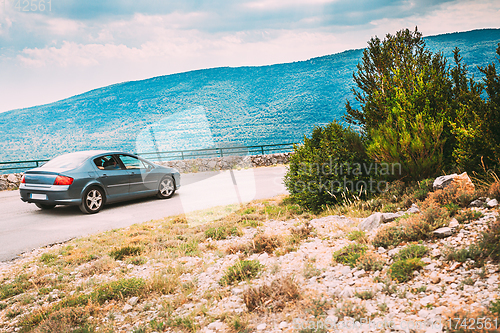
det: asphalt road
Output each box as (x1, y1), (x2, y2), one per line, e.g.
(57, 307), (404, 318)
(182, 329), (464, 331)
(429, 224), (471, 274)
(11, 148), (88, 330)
(0, 166), (288, 262)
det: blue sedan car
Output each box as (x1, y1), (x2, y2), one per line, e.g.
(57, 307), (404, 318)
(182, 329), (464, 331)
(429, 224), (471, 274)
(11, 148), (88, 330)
(20, 150), (181, 214)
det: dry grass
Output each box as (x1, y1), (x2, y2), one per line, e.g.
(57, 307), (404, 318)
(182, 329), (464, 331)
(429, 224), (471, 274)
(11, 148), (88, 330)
(243, 275), (301, 312)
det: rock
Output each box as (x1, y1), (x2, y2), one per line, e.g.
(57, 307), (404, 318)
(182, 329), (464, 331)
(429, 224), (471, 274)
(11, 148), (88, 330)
(433, 227), (452, 238)
(358, 213), (383, 231)
(430, 272), (441, 284)
(208, 321), (224, 331)
(420, 295), (435, 306)
(433, 172), (474, 192)
(453, 172), (475, 192)
(279, 322), (288, 329)
(358, 212), (402, 231)
(431, 249), (441, 258)
(353, 269), (365, 278)
(469, 199), (485, 208)
(123, 304), (133, 312)
(7, 174), (17, 183)
(232, 288), (244, 295)
(487, 199), (498, 208)
(0, 179), (7, 191)
(381, 212), (402, 222)
(406, 203), (420, 214)
(377, 247), (387, 254)
(256, 323), (266, 330)
(449, 218), (459, 228)
(433, 174), (457, 191)
(128, 297), (139, 306)
(339, 286), (354, 298)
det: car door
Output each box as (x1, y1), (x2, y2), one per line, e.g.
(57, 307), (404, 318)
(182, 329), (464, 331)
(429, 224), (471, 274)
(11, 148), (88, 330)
(92, 155), (130, 201)
(116, 154), (155, 194)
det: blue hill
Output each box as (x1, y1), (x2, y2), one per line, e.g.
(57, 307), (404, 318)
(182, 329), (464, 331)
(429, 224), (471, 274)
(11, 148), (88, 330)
(1, 28), (499, 162)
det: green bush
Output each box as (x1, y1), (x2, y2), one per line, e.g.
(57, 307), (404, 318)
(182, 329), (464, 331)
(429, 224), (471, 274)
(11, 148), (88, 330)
(394, 244), (428, 261)
(205, 226), (240, 240)
(355, 252), (385, 271)
(109, 246), (142, 261)
(284, 120), (373, 212)
(389, 258), (426, 283)
(455, 210), (484, 224)
(478, 218), (500, 261)
(91, 278), (145, 304)
(332, 243), (367, 268)
(219, 260), (262, 286)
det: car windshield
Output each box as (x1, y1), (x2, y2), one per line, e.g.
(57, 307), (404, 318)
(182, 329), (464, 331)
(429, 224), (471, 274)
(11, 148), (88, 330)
(40, 153), (90, 170)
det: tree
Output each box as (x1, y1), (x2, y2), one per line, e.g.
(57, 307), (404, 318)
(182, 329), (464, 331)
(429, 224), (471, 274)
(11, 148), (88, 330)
(283, 121), (371, 212)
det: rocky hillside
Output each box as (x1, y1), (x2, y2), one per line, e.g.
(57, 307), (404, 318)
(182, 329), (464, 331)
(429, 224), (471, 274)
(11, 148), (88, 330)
(1, 173), (500, 332)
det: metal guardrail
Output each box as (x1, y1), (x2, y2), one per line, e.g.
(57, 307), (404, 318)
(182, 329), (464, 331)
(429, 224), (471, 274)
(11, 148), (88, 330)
(0, 143), (297, 173)
(136, 143), (296, 162)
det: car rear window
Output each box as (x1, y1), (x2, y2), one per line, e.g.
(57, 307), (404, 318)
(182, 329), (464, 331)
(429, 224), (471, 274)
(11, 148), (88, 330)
(40, 153), (89, 169)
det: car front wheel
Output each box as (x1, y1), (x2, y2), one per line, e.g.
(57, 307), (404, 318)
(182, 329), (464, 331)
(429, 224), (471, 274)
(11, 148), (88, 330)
(157, 176), (175, 199)
(80, 186), (104, 214)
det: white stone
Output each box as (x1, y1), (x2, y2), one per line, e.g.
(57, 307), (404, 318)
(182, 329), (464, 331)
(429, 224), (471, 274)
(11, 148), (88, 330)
(128, 297), (139, 306)
(279, 322), (288, 329)
(123, 304), (133, 312)
(449, 218), (459, 228)
(487, 199), (498, 208)
(257, 323), (266, 330)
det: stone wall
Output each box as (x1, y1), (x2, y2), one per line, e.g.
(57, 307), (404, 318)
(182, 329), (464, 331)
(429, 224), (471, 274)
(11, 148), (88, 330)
(0, 153), (292, 190)
(157, 152), (291, 173)
(0, 173), (23, 191)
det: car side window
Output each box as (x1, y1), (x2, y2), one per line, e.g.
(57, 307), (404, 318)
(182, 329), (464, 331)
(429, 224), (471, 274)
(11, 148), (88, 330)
(94, 155), (122, 170)
(117, 155), (144, 170)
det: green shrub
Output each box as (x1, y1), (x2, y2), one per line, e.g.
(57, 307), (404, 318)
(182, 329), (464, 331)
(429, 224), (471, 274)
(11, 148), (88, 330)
(389, 258), (426, 283)
(394, 244), (428, 261)
(455, 210), (484, 224)
(284, 120), (373, 212)
(372, 224), (403, 248)
(205, 226), (240, 240)
(335, 300), (367, 322)
(252, 234), (282, 254)
(109, 246), (142, 261)
(332, 243), (367, 268)
(445, 245), (482, 263)
(356, 252), (385, 271)
(478, 218), (500, 261)
(347, 230), (368, 243)
(40, 253), (57, 265)
(219, 260), (262, 286)
(91, 278), (145, 304)
(354, 290), (374, 300)
(0, 274), (30, 301)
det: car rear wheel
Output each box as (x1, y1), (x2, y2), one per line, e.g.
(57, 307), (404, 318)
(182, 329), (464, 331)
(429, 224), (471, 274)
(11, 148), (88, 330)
(80, 186), (104, 214)
(157, 176), (175, 199)
(35, 203), (56, 210)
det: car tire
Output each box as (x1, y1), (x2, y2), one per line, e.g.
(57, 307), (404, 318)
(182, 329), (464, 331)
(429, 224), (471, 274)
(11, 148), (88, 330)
(80, 186), (104, 214)
(35, 203), (56, 210)
(157, 176), (176, 199)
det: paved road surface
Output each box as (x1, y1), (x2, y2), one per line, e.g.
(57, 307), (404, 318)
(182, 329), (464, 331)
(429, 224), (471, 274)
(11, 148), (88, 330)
(0, 166), (288, 262)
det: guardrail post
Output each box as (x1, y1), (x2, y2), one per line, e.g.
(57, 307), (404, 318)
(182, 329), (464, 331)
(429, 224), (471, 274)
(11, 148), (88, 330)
(220, 148), (224, 157)
(260, 146), (264, 155)
(181, 151), (184, 160)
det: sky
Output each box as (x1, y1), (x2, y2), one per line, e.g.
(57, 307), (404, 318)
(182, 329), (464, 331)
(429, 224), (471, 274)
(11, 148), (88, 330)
(0, 0), (499, 113)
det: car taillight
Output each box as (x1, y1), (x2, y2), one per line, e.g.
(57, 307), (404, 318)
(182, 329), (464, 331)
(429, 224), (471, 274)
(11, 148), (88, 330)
(54, 175), (74, 185)
(21, 175), (25, 183)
